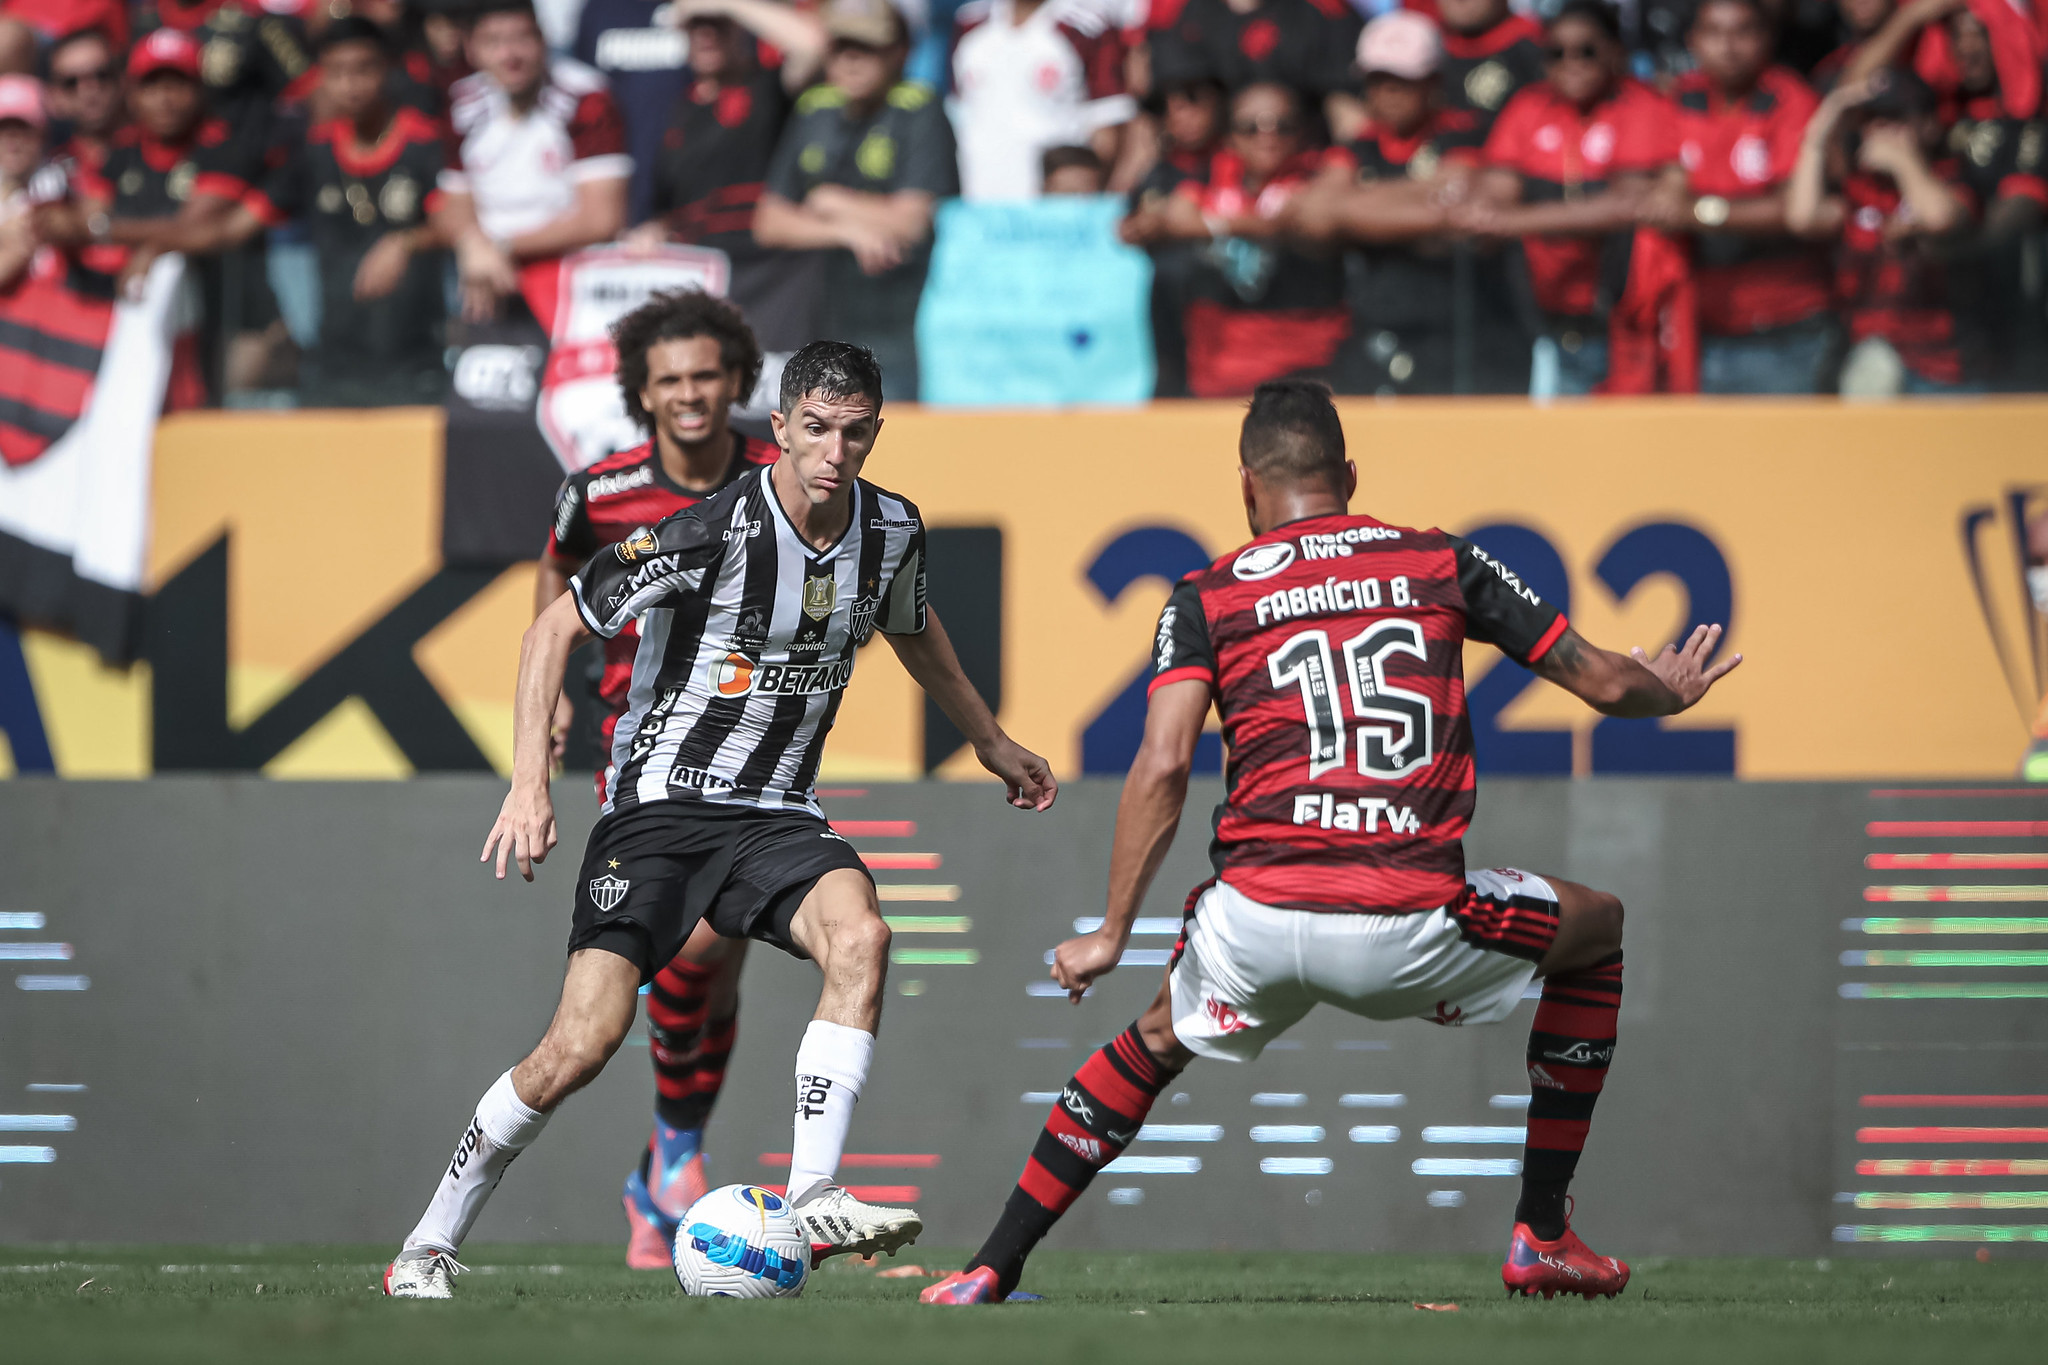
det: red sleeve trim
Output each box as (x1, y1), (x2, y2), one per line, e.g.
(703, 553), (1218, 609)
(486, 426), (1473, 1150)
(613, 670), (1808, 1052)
(191, 171), (250, 202)
(1525, 614), (1569, 664)
(244, 190), (287, 226)
(281, 66), (323, 105)
(1147, 665), (1215, 696)
(1998, 174), (2048, 208)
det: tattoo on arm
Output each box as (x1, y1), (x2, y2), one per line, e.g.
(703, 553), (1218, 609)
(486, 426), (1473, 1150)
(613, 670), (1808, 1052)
(1535, 627), (1587, 681)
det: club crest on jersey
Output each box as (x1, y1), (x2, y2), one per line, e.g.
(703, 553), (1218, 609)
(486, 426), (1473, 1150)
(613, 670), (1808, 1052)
(849, 595), (880, 642)
(1233, 542), (1296, 581)
(616, 528), (658, 562)
(803, 575), (837, 621)
(588, 873), (629, 913)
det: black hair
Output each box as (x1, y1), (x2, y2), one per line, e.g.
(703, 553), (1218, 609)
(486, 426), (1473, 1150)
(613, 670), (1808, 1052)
(1239, 380), (1346, 488)
(317, 16), (393, 58)
(467, 0), (540, 28)
(1232, 80), (1306, 116)
(610, 290), (764, 433)
(1041, 144), (1103, 180)
(778, 339), (884, 415)
(1549, 0), (1622, 42)
(1686, 0), (1771, 31)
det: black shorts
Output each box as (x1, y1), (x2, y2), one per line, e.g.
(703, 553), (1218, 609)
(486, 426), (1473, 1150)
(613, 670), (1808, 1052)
(568, 801), (871, 981)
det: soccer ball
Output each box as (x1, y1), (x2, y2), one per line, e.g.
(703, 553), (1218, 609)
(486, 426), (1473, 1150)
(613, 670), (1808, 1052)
(672, 1184), (810, 1298)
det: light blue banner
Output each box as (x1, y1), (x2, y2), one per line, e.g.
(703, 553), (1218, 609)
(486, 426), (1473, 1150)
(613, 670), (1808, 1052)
(916, 196), (1154, 406)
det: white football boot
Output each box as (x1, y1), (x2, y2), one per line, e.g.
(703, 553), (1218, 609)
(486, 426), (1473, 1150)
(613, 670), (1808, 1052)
(382, 1248), (467, 1299)
(790, 1184), (923, 1266)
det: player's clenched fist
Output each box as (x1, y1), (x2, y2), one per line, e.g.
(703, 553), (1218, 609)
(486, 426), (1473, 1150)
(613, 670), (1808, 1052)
(1050, 930), (1124, 1004)
(482, 785), (559, 882)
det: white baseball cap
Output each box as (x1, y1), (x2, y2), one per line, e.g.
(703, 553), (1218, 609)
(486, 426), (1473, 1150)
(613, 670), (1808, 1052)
(1357, 10), (1442, 81)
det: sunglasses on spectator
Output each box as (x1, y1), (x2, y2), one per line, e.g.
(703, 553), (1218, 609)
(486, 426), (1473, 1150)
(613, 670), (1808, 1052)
(1544, 41), (1604, 62)
(1231, 116), (1302, 137)
(55, 65), (119, 90)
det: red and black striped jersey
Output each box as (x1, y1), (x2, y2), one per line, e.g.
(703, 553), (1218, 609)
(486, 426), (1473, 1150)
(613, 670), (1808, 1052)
(545, 434), (778, 735)
(1149, 512), (1566, 914)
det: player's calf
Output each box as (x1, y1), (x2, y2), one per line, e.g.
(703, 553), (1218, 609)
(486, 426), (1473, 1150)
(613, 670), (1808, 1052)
(929, 1013), (1185, 1302)
(389, 951), (641, 1292)
(781, 872), (919, 1260)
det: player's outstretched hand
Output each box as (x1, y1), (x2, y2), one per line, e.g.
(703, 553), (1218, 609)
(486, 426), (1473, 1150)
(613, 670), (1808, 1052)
(1632, 623), (1743, 712)
(482, 784), (558, 882)
(1051, 931), (1123, 1004)
(975, 735), (1059, 811)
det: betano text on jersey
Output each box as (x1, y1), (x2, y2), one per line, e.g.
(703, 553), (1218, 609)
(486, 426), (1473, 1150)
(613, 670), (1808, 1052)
(571, 466), (926, 817)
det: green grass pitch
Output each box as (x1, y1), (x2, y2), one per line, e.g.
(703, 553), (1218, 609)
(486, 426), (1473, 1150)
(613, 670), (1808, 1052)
(4, 1246), (2041, 1364)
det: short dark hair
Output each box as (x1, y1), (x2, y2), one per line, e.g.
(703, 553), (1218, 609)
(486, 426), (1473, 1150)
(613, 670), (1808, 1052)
(779, 340), (884, 415)
(1687, 0), (1770, 32)
(1239, 380), (1346, 488)
(1041, 144), (1103, 180)
(1550, 0), (1623, 42)
(318, 16), (392, 57)
(469, 0), (540, 30)
(610, 290), (764, 433)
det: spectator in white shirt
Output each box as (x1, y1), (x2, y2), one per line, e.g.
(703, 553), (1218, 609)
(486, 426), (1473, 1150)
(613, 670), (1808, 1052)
(435, 0), (633, 325)
(949, 0), (1137, 200)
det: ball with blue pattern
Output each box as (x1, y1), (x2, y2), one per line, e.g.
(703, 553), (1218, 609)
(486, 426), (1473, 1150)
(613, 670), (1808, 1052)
(672, 1184), (810, 1298)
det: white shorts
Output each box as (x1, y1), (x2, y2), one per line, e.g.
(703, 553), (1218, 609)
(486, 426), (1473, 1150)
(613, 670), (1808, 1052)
(1167, 869), (1558, 1062)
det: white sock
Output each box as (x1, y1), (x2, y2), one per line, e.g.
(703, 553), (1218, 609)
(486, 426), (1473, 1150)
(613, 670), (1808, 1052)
(787, 1020), (874, 1204)
(403, 1070), (549, 1254)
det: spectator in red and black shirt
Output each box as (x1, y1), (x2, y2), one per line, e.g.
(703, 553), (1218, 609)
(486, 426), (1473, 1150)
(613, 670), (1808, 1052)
(1121, 73), (1223, 397)
(1835, 0), (2041, 122)
(1642, 0), (1833, 392)
(93, 19), (454, 405)
(248, 19), (450, 405)
(133, 0), (317, 145)
(1290, 10), (1527, 394)
(1145, 80), (1349, 396)
(1454, 0), (1682, 395)
(42, 26), (126, 169)
(1148, 0), (1365, 141)
(626, 0), (825, 257)
(1788, 69), (1977, 392)
(1434, 0), (1545, 141)
(1935, 5), (2048, 386)
(34, 29), (280, 398)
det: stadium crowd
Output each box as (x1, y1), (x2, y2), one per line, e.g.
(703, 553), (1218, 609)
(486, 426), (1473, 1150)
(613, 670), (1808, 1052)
(0, 0), (2044, 411)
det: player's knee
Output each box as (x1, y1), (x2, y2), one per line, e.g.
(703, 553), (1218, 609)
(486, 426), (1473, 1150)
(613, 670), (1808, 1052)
(1589, 891), (1624, 954)
(540, 1021), (628, 1095)
(830, 910), (891, 969)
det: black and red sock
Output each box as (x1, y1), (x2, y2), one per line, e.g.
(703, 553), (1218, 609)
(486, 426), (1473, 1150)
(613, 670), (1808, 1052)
(645, 956), (736, 1132)
(1517, 951), (1622, 1240)
(967, 1024), (1175, 1294)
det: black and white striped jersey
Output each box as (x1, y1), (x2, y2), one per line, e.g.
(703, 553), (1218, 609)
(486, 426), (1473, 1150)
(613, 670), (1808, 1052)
(570, 465), (927, 817)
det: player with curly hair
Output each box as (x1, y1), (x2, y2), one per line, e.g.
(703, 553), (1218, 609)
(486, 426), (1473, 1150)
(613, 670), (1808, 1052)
(532, 287), (773, 1268)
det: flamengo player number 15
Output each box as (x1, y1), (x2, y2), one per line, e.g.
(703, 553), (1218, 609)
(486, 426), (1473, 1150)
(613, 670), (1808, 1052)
(1268, 615), (1435, 781)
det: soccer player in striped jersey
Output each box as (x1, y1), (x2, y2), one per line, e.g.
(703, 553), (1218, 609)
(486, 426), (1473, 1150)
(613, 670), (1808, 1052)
(923, 381), (1742, 1306)
(534, 290), (779, 1268)
(386, 341), (1058, 1299)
